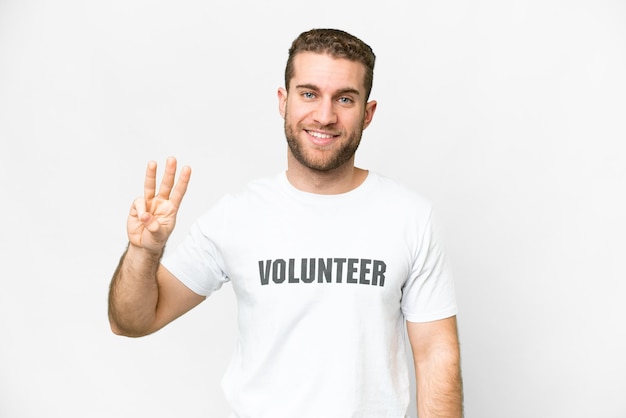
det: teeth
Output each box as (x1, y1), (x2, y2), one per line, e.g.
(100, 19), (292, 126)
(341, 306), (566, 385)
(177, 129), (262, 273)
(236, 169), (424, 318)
(308, 131), (334, 139)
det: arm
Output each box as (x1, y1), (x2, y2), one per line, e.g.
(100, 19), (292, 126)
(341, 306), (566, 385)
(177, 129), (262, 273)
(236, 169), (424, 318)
(108, 157), (204, 337)
(407, 316), (463, 418)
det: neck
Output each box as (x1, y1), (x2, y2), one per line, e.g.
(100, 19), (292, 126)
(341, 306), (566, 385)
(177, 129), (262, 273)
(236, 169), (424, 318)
(286, 155), (368, 195)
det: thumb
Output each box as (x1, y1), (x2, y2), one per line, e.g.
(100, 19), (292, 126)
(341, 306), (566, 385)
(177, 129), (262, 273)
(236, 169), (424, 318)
(141, 212), (162, 233)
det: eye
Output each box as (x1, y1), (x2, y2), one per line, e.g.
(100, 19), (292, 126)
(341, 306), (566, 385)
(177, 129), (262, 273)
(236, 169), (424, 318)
(338, 96), (354, 105)
(302, 91), (316, 100)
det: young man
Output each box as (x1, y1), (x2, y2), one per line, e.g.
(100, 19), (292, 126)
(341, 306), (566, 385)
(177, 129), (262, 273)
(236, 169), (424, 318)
(109, 28), (463, 417)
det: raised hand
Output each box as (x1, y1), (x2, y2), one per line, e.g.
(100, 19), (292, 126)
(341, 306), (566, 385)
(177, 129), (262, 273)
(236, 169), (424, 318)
(127, 157), (191, 255)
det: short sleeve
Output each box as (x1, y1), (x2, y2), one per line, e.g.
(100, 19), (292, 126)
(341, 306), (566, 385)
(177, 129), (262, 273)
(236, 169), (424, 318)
(161, 215), (230, 297)
(401, 211), (458, 322)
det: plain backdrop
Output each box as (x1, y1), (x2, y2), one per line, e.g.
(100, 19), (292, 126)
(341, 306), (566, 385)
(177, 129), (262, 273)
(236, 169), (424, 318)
(1, 0), (625, 417)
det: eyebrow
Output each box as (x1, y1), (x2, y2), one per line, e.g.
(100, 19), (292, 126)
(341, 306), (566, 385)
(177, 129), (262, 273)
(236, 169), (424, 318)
(295, 84), (361, 97)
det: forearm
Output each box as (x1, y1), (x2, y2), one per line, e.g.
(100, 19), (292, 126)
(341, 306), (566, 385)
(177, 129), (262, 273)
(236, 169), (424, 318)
(108, 244), (162, 337)
(415, 348), (463, 418)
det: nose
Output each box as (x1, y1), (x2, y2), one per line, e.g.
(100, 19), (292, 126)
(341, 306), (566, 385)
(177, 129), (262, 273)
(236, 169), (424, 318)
(312, 98), (337, 126)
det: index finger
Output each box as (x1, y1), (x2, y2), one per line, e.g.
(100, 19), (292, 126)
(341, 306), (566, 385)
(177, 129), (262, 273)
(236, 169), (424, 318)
(144, 160), (158, 201)
(169, 165), (192, 208)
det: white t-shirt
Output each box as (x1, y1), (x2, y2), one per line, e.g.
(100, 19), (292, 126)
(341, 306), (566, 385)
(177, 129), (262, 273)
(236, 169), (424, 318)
(162, 171), (457, 418)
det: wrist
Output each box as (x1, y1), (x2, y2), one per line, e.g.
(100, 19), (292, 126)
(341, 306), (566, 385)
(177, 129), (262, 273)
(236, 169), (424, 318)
(127, 242), (164, 261)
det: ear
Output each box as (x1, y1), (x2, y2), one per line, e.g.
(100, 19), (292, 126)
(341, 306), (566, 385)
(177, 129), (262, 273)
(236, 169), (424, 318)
(362, 100), (377, 130)
(277, 87), (288, 119)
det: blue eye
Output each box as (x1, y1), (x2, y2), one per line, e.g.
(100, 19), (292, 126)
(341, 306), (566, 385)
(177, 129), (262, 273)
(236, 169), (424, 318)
(303, 92), (315, 99)
(338, 97), (353, 104)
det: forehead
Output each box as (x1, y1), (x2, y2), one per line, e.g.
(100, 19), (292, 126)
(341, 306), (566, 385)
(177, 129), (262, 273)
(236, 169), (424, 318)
(290, 52), (367, 93)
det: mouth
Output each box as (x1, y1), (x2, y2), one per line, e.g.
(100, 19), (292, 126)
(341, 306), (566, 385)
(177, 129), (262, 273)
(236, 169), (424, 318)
(305, 129), (340, 147)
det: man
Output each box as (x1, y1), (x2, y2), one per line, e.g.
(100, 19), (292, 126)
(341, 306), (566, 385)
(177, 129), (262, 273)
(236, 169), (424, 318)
(109, 28), (463, 417)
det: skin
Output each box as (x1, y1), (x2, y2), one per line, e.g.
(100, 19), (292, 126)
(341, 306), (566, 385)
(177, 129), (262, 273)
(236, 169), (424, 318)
(108, 51), (463, 416)
(408, 317), (464, 417)
(108, 157), (204, 337)
(278, 52), (377, 195)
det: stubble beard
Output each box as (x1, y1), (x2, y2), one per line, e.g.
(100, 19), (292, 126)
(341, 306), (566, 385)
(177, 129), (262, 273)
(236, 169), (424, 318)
(284, 115), (364, 173)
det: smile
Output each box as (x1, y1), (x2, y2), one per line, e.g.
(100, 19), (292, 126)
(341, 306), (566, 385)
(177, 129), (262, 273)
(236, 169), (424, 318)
(305, 130), (340, 147)
(306, 130), (337, 140)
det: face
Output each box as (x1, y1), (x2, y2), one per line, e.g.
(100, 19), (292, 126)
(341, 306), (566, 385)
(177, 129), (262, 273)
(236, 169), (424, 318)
(278, 52), (377, 173)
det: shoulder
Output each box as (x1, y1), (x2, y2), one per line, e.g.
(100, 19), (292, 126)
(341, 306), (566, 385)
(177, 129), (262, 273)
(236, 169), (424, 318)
(367, 172), (433, 213)
(198, 173), (284, 219)
(223, 172), (286, 205)
(190, 172), (324, 242)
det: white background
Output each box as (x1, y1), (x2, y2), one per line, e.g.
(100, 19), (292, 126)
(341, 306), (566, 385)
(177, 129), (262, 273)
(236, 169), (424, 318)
(1, 0), (625, 417)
